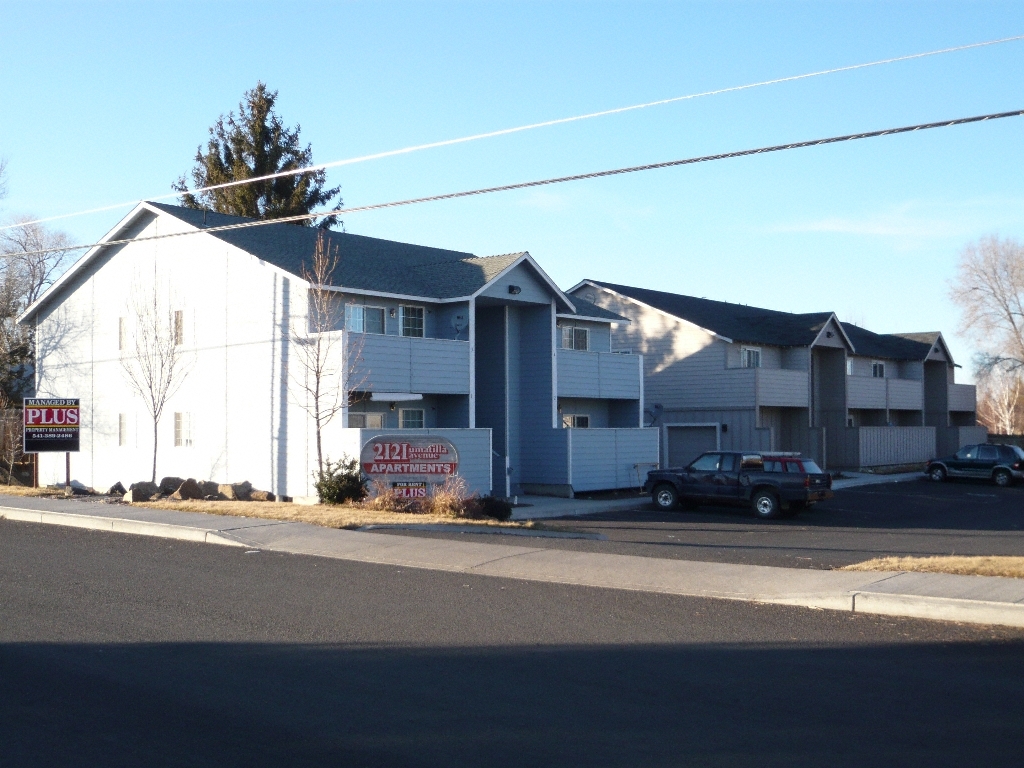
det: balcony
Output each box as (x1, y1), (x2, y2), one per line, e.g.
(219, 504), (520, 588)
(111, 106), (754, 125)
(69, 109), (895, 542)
(756, 368), (808, 408)
(847, 376), (886, 410)
(350, 334), (470, 394)
(557, 349), (641, 399)
(887, 378), (923, 411)
(948, 383), (976, 412)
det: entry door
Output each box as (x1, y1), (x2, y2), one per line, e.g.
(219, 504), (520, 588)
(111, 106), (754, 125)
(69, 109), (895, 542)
(666, 426), (719, 468)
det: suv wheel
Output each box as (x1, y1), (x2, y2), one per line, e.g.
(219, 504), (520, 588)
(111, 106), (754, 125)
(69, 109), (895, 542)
(993, 469), (1012, 488)
(928, 465), (946, 482)
(751, 490), (781, 520)
(652, 484), (679, 510)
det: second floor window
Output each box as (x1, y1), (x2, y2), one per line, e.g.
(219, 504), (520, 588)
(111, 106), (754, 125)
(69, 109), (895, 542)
(872, 361), (885, 378)
(741, 347), (761, 368)
(118, 317), (126, 351)
(400, 306), (424, 337)
(562, 414), (590, 428)
(174, 412), (193, 447)
(348, 412), (385, 429)
(173, 310), (184, 345)
(345, 305), (385, 334)
(560, 325), (589, 351)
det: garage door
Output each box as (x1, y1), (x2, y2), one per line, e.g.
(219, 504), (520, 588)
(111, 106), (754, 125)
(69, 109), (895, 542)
(665, 425), (719, 468)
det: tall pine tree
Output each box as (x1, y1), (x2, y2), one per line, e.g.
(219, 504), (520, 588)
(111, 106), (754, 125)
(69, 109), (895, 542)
(173, 83), (341, 228)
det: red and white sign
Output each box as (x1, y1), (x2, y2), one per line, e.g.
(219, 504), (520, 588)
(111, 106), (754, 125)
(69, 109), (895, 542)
(360, 435), (459, 478)
(23, 398), (80, 453)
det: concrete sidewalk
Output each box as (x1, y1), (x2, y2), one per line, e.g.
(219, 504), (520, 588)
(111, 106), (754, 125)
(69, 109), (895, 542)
(3, 494), (1023, 629)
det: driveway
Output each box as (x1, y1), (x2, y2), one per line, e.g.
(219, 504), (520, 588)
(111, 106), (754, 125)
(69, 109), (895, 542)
(374, 479), (1024, 569)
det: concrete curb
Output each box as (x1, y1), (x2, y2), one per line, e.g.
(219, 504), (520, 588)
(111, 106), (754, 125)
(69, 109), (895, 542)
(4, 502), (1024, 629)
(356, 524), (607, 540)
(831, 472), (924, 490)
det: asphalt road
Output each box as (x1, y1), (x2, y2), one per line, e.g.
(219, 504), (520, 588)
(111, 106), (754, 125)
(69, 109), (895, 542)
(380, 479), (1024, 569)
(2, 519), (1023, 767)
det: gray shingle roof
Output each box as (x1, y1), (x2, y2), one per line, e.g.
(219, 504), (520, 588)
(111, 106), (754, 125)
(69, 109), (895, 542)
(844, 327), (938, 361)
(590, 281), (834, 346)
(560, 296), (629, 322)
(148, 202), (524, 299)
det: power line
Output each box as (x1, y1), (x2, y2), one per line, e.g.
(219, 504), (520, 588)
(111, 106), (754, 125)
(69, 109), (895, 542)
(4, 33), (1022, 234)
(13, 108), (1024, 260)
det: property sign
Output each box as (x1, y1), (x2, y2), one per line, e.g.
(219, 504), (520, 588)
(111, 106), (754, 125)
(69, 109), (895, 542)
(360, 435), (459, 491)
(23, 398), (80, 453)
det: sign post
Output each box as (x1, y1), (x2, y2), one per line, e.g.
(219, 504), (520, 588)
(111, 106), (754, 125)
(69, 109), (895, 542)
(23, 398), (81, 493)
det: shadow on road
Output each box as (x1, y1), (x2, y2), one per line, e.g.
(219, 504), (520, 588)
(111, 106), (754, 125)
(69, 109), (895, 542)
(3, 639), (1022, 767)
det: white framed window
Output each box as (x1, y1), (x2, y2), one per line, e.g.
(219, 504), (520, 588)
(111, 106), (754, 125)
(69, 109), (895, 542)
(741, 347), (761, 368)
(399, 408), (424, 429)
(846, 359), (853, 375)
(872, 361), (885, 378)
(118, 413), (128, 447)
(348, 412), (385, 428)
(400, 305), (425, 338)
(345, 304), (386, 334)
(561, 414), (590, 428)
(174, 412), (193, 447)
(560, 325), (589, 351)
(173, 310), (184, 346)
(118, 317), (126, 351)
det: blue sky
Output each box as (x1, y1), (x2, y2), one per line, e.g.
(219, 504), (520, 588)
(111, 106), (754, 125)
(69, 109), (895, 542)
(3, 1), (1024, 376)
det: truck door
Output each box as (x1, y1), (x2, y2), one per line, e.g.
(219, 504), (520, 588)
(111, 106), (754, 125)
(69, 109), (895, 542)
(686, 453), (722, 500)
(713, 453), (743, 501)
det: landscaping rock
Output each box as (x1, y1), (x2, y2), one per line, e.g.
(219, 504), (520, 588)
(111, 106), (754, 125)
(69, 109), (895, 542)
(198, 480), (221, 498)
(108, 481), (127, 496)
(170, 478), (203, 500)
(127, 481), (159, 501)
(218, 481), (253, 501)
(249, 489), (276, 502)
(159, 476), (185, 494)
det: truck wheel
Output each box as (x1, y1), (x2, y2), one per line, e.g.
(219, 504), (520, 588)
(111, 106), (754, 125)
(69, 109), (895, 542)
(993, 469), (1012, 488)
(652, 484), (679, 510)
(751, 490), (781, 520)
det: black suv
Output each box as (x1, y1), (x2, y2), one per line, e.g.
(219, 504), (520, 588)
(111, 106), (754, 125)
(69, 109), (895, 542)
(644, 451), (833, 519)
(925, 443), (1024, 487)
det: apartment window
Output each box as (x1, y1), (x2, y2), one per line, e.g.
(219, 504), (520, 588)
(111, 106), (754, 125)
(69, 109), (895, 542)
(399, 408), (424, 429)
(118, 413), (128, 447)
(560, 325), (589, 351)
(173, 310), (184, 346)
(345, 305), (386, 334)
(348, 412), (385, 429)
(561, 414), (590, 428)
(741, 347), (762, 368)
(118, 317), (126, 351)
(872, 361), (885, 378)
(400, 306), (424, 338)
(174, 412), (193, 447)
(846, 359), (853, 376)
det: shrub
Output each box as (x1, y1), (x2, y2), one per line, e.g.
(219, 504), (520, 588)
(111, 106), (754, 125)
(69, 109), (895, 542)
(426, 475), (471, 518)
(477, 495), (513, 521)
(314, 456), (366, 505)
(363, 477), (416, 512)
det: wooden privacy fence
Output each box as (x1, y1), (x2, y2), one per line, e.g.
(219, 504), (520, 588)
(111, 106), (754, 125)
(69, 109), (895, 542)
(832, 426), (937, 468)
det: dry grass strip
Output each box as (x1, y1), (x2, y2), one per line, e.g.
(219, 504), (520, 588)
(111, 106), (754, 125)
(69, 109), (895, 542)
(0, 486), (64, 497)
(134, 498), (532, 530)
(841, 555), (1024, 579)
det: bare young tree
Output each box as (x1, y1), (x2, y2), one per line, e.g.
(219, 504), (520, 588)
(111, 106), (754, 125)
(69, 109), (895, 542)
(976, 366), (1024, 436)
(0, 156), (9, 203)
(0, 216), (79, 400)
(950, 236), (1024, 374)
(120, 278), (192, 482)
(292, 231), (364, 476)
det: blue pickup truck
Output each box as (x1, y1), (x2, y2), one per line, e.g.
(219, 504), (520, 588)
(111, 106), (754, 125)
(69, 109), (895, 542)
(644, 451), (833, 520)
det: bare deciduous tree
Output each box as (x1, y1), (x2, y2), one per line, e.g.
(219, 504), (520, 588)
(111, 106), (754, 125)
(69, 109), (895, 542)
(120, 278), (192, 482)
(292, 231), (364, 476)
(950, 236), (1024, 374)
(0, 216), (79, 400)
(0, 156), (9, 203)
(976, 366), (1024, 435)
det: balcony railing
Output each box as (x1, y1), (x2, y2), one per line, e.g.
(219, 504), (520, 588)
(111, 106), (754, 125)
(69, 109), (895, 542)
(948, 383), (976, 412)
(557, 349), (641, 399)
(350, 334), (470, 394)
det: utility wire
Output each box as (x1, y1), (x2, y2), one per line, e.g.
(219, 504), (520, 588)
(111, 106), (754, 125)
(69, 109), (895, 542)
(14, 108), (1024, 260)
(4, 33), (1022, 233)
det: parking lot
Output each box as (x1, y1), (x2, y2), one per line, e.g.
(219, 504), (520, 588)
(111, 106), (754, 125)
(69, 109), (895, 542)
(377, 479), (1024, 569)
